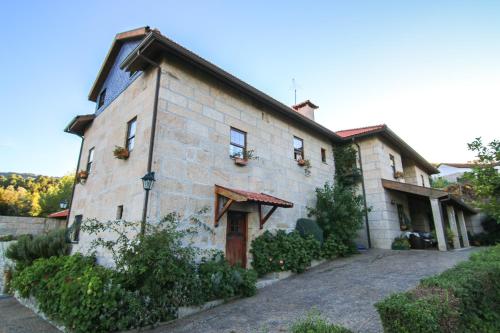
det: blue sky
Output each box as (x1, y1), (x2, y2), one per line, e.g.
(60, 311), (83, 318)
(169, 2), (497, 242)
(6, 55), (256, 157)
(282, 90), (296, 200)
(1, 1), (499, 176)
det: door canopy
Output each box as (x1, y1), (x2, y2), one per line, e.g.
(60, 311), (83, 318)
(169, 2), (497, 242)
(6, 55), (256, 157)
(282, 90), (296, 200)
(214, 185), (294, 229)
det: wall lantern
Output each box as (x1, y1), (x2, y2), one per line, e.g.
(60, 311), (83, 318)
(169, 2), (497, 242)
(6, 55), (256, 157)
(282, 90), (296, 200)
(141, 172), (156, 191)
(59, 200), (68, 209)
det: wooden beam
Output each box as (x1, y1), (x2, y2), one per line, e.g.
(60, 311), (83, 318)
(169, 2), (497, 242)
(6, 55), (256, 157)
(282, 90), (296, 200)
(215, 198), (234, 227)
(215, 186), (248, 202)
(259, 205), (278, 229)
(381, 179), (446, 199)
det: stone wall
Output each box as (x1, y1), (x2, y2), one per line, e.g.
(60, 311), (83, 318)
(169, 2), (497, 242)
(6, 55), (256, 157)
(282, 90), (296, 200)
(0, 216), (65, 237)
(148, 57), (336, 264)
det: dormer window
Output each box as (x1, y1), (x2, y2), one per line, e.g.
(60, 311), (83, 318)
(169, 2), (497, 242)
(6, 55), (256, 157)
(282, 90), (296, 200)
(98, 89), (106, 108)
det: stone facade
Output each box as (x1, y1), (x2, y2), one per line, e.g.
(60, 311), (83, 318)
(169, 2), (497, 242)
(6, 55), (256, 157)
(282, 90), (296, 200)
(355, 137), (432, 249)
(68, 67), (157, 264)
(69, 56), (335, 265)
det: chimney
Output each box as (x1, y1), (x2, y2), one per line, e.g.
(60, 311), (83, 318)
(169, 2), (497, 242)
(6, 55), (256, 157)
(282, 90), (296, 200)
(292, 100), (318, 121)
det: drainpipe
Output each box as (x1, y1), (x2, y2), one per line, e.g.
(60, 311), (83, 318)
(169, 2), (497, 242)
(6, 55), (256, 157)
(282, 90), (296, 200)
(353, 139), (372, 248)
(137, 52), (162, 235)
(66, 136), (84, 229)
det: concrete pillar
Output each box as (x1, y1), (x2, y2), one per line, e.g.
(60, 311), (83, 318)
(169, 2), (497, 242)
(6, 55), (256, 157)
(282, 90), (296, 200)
(456, 209), (470, 247)
(430, 198), (447, 251)
(446, 205), (461, 249)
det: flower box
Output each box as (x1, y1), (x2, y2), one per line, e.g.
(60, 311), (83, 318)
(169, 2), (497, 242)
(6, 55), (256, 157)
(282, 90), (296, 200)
(77, 170), (88, 180)
(234, 157), (248, 166)
(297, 159), (306, 166)
(113, 146), (130, 160)
(394, 171), (405, 179)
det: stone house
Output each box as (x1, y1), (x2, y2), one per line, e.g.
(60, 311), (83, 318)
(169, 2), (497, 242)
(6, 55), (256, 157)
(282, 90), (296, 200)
(65, 27), (342, 266)
(335, 125), (477, 251)
(65, 27), (475, 266)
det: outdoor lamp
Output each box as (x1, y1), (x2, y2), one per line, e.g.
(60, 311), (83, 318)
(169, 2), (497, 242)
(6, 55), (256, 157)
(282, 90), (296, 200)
(141, 172), (155, 191)
(59, 200), (68, 209)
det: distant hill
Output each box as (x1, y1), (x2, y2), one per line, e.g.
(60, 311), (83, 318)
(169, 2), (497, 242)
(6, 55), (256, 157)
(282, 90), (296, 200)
(0, 172), (44, 179)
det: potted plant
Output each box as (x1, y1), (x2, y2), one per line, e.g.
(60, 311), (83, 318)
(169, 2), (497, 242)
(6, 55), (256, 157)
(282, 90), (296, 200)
(394, 171), (405, 179)
(77, 170), (88, 184)
(297, 157), (311, 176)
(113, 146), (130, 160)
(391, 235), (410, 250)
(232, 149), (258, 166)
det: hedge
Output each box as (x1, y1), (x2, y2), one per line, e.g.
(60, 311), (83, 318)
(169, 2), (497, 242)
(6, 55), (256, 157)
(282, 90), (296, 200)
(375, 245), (500, 333)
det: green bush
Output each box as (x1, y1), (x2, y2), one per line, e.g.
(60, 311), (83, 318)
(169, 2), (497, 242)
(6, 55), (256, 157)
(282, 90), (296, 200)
(321, 236), (352, 259)
(250, 230), (321, 276)
(11, 254), (138, 333)
(376, 245), (500, 333)
(290, 310), (353, 333)
(6, 229), (70, 270)
(307, 182), (365, 249)
(391, 235), (410, 250)
(0, 234), (15, 242)
(198, 252), (257, 301)
(296, 218), (324, 244)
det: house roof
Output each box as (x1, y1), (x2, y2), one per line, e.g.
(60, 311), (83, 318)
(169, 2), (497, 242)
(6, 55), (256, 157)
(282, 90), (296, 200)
(64, 114), (96, 136)
(215, 185), (293, 208)
(437, 162), (500, 169)
(336, 124), (439, 174)
(88, 26), (152, 102)
(48, 209), (69, 219)
(117, 29), (344, 143)
(335, 124), (385, 138)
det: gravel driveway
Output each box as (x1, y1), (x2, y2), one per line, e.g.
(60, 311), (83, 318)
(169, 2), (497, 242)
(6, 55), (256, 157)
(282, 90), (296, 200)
(151, 248), (477, 333)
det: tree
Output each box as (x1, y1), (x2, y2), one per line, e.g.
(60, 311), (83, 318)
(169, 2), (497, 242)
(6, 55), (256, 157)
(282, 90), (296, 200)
(463, 137), (500, 222)
(431, 177), (451, 189)
(308, 144), (367, 248)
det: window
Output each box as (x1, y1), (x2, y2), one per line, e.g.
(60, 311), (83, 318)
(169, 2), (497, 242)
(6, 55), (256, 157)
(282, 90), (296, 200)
(321, 148), (327, 163)
(421, 175), (426, 187)
(389, 154), (396, 177)
(293, 136), (304, 160)
(126, 117), (137, 151)
(86, 148), (95, 173)
(70, 215), (82, 243)
(98, 89), (106, 108)
(116, 205), (123, 220)
(229, 127), (246, 158)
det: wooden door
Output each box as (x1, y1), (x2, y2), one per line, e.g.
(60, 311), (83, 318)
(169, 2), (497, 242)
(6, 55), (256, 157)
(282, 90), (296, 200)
(226, 211), (247, 267)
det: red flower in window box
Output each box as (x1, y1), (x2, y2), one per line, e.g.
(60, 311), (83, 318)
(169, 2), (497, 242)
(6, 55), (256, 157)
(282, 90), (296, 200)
(77, 170), (88, 180)
(113, 146), (130, 160)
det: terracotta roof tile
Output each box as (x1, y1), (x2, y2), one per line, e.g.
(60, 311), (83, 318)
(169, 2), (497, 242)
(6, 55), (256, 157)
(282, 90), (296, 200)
(335, 124), (386, 138)
(48, 209), (69, 218)
(217, 185), (293, 207)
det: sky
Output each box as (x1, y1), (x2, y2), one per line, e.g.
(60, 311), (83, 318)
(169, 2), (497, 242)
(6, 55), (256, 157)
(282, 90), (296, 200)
(0, 1), (499, 176)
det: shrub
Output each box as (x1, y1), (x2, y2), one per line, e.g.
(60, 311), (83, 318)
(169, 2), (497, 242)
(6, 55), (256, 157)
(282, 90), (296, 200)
(469, 217), (500, 246)
(198, 252), (257, 301)
(290, 309), (353, 333)
(321, 236), (352, 259)
(11, 254), (138, 333)
(6, 229), (70, 270)
(0, 234), (15, 242)
(391, 235), (410, 250)
(296, 218), (324, 244)
(376, 245), (500, 333)
(250, 230), (321, 276)
(307, 182), (365, 248)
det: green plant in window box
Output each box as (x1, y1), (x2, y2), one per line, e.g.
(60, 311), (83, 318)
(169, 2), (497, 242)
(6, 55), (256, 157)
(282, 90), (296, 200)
(232, 149), (258, 166)
(113, 146), (130, 160)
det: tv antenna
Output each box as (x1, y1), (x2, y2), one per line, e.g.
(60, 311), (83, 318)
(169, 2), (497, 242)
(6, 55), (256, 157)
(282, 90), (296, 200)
(290, 78), (301, 105)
